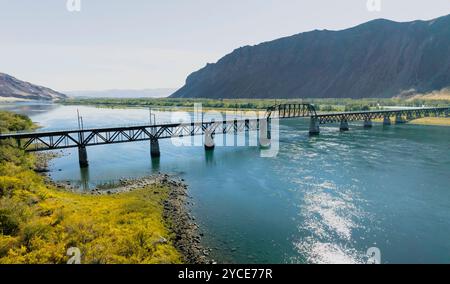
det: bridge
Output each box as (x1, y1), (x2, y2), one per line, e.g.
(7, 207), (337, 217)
(0, 104), (448, 167)
(309, 106), (449, 133)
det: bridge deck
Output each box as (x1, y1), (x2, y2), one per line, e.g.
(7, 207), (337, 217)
(0, 118), (266, 152)
(0, 105), (448, 152)
(315, 107), (449, 117)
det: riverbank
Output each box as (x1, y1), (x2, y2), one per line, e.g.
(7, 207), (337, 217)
(370, 116), (450, 127)
(46, 173), (211, 264)
(0, 111), (207, 264)
(408, 117), (450, 126)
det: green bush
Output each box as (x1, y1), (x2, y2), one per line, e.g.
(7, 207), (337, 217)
(0, 209), (20, 236)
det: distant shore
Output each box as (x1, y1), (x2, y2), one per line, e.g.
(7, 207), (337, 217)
(408, 117), (450, 126)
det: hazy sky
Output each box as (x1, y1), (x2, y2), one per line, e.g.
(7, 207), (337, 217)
(1, 0), (449, 92)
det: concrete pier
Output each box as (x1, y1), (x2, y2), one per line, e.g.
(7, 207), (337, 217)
(383, 116), (391, 125)
(406, 113), (414, 121)
(363, 119), (373, 128)
(244, 125), (250, 146)
(395, 115), (406, 124)
(340, 120), (349, 131)
(150, 139), (160, 158)
(259, 119), (271, 147)
(78, 146), (89, 168)
(204, 130), (215, 151)
(309, 117), (320, 135)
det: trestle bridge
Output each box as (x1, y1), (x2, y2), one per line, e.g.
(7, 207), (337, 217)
(0, 104), (448, 167)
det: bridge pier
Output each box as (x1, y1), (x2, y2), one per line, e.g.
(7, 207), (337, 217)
(364, 118), (373, 128)
(204, 130), (215, 151)
(395, 115), (406, 124)
(383, 116), (391, 126)
(340, 120), (349, 131)
(309, 117), (320, 135)
(406, 113), (414, 121)
(78, 146), (89, 168)
(150, 139), (161, 158)
(259, 119), (271, 147)
(363, 118), (372, 128)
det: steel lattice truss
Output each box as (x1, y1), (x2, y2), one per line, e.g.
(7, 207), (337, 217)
(266, 104), (317, 118)
(0, 105), (448, 152)
(0, 119), (265, 152)
(315, 107), (449, 124)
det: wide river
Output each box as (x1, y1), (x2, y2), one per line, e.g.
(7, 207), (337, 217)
(2, 102), (450, 264)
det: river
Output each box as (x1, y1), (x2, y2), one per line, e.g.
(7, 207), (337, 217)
(1, 102), (450, 264)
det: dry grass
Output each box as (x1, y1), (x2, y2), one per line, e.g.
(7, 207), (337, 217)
(0, 111), (182, 264)
(408, 117), (450, 126)
(398, 88), (450, 102)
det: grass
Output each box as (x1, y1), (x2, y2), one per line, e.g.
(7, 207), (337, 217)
(0, 111), (182, 264)
(408, 117), (450, 126)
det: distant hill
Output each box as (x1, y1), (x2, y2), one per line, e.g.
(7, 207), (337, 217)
(0, 73), (67, 101)
(66, 88), (176, 99)
(171, 14), (450, 99)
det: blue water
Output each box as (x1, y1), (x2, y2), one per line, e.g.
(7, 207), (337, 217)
(2, 102), (450, 264)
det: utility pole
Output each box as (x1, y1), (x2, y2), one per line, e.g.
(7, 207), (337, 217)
(77, 109), (81, 130)
(149, 108), (156, 125)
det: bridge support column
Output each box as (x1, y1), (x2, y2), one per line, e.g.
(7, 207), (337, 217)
(259, 119), (271, 147)
(340, 120), (349, 131)
(445, 110), (449, 118)
(406, 113), (414, 121)
(204, 130), (215, 151)
(395, 115), (406, 124)
(244, 121), (251, 146)
(150, 139), (160, 158)
(363, 119), (372, 128)
(78, 146), (89, 168)
(309, 117), (320, 135)
(424, 111), (430, 117)
(383, 116), (391, 126)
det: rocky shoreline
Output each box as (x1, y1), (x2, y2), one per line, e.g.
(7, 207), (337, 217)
(88, 175), (213, 263)
(34, 153), (211, 264)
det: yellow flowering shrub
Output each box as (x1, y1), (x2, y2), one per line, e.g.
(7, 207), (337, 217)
(0, 111), (182, 264)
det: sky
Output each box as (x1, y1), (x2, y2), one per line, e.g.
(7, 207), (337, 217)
(0, 0), (449, 92)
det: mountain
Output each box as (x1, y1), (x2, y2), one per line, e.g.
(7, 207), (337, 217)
(171, 14), (450, 99)
(66, 88), (176, 98)
(0, 73), (67, 101)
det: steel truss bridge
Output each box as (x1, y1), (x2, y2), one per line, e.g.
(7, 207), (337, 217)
(0, 119), (267, 152)
(314, 107), (449, 124)
(0, 103), (448, 166)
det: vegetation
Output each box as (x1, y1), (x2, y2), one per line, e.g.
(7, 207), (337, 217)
(61, 97), (450, 112)
(408, 117), (450, 126)
(0, 111), (34, 133)
(0, 111), (182, 264)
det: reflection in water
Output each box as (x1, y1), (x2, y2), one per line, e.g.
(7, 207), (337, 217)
(79, 166), (90, 191)
(205, 149), (215, 165)
(294, 180), (364, 264)
(151, 157), (161, 171)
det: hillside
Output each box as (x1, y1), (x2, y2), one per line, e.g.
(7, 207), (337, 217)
(0, 73), (67, 101)
(171, 14), (450, 99)
(66, 88), (176, 98)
